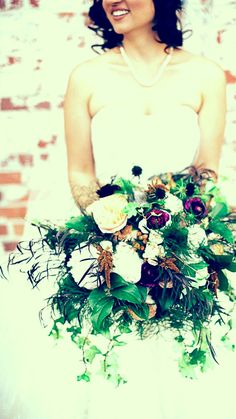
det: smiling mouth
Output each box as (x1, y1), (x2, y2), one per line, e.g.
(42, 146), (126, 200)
(111, 9), (130, 18)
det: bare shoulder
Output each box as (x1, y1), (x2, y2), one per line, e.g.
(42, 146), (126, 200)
(68, 49), (115, 82)
(178, 48), (226, 84)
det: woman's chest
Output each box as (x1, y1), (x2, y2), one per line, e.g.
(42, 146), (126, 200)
(88, 64), (202, 118)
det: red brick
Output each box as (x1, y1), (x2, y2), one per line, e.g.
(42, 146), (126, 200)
(0, 225), (8, 235)
(18, 154), (33, 166)
(8, 56), (21, 65)
(30, 0), (39, 7)
(0, 207), (27, 218)
(3, 242), (18, 252)
(1, 98), (28, 111)
(35, 101), (51, 110)
(0, 1), (6, 9)
(225, 70), (236, 84)
(10, 0), (22, 8)
(0, 172), (21, 184)
(58, 12), (75, 19)
(13, 223), (24, 236)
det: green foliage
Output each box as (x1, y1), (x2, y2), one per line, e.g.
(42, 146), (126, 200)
(77, 372), (91, 382)
(122, 202), (139, 217)
(208, 220), (234, 244)
(90, 297), (115, 332)
(181, 260), (208, 278)
(210, 202), (230, 219)
(114, 178), (135, 197)
(218, 270), (229, 291)
(162, 223), (188, 251)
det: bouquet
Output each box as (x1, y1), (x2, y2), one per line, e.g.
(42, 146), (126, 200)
(8, 166), (236, 385)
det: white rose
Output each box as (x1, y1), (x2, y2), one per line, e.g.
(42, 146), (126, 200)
(112, 242), (142, 283)
(187, 225), (208, 249)
(148, 230), (163, 245)
(143, 242), (165, 265)
(164, 193), (183, 214)
(88, 194), (128, 234)
(67, 244), (104, 290)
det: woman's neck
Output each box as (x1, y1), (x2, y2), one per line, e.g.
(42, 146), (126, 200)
(121, 32), (168, 64)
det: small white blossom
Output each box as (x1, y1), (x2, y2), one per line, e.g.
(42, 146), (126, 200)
(100, 240), (113, 252)
(208, 232), (221, 241)
(112, 242), (142, 283)
(143, 242), (165, 265)
(148, 230), (163, 245)
(164, 193), (183, 214)
(67, 244), (104, 290)
(187, 225), (208, 249)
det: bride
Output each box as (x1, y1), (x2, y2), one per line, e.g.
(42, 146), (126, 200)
(1, 1), (235, 418)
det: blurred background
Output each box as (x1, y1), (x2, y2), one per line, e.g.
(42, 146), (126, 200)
(0, 0), (236, 256)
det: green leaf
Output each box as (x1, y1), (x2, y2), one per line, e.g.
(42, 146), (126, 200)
(213, 255), (233, 269)
(84, 345), (102, 363)
(77, 372), (91, 382)
(65, 215), (93, 231)
(127, 303), (150, 320)
(228, 262), (236, 272)
(111, 284), (142, 304)
(88, 287), (107, 308)
(123, 202), (138, 217)
(91, 297), (114, 331)
(114, 178), (135, 196)
(218, 270), (229, 291)
(137, 285), (148, 301)
(210, 202), (229, 219)
(208, 220), (234, 244)
(110, 273), (130, 289)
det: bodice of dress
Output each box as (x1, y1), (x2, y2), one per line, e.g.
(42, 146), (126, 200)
(91, 104), (200, 184)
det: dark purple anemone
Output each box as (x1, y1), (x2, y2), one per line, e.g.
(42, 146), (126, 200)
(184, 197), (207, 219)
(139, 262), (160, 288)
(146, 209), (171, 229)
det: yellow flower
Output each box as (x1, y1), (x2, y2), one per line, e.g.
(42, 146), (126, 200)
(88, 194), (128, 234)
(210, 243), (224, 255)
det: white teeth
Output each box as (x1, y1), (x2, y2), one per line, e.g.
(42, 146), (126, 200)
(112, 10), (129, 16)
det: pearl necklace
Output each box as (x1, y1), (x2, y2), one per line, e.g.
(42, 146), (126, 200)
(119, 45), (173, 87)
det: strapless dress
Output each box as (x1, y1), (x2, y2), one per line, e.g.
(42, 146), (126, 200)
(0, 106), (236, 419)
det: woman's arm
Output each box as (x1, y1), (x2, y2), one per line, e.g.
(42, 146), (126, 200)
(64, 63), (100, 210)
(193, 60), (227, 178)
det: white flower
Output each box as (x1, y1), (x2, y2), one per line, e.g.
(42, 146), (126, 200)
(184, 253), (209, 288)
(208, 232), (221, 241)
(67, 244), (104, 290)
(87, 194), (128, 234)
(148, 230), (163, 245)
(143, 242), (165, 265)
(100, 240), (113, 252)
(164, 193), (183, 214)
(187, 225), (208, 249)
(112, 242), (142, 283)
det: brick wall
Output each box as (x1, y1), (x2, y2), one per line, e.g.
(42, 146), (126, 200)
(1, 0), (236, 255)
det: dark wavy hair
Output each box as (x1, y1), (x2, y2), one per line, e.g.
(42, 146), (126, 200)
(88, 0), (187, 53)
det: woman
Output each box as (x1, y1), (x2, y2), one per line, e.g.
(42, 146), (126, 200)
(0, 1), (235, 419)
(64, 0), (226, 212)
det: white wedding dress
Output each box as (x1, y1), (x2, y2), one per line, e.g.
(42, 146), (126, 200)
(0, 105), (236, 419)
